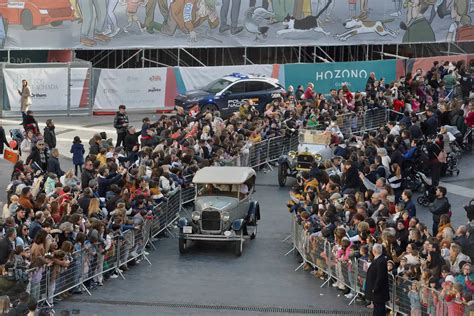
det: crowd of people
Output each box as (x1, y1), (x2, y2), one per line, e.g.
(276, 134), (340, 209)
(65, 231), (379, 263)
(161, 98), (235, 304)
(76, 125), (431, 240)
(288, 59), (474, 316)
(0, 57), (472, 315)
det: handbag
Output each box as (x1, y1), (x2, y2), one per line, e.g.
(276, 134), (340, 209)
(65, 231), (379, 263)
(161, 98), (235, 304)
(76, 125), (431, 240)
(3, 148), (18, 163)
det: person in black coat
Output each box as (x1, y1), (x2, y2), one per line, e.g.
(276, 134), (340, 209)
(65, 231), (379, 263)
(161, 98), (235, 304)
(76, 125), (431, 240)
(0, 125), (9, 154)
(365, 243), (390, 316)
(0, 227), (16, 265)
(341, 160), (360, 194)
(43, 119), (56, 149)
(47, 148), (64, 177)
(81, 160), (96, 190)
(26, 141), (49, 171)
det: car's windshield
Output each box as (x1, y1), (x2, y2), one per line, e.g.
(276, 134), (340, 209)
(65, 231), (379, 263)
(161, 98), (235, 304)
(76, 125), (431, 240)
(203, 78), (233, 93)
(197, 184), (239, 198)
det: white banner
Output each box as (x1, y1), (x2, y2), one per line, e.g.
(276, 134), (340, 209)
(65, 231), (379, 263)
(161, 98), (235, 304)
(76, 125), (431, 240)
(179, 65), (274, 91)
(94, 68), (167, 112)
(3, 67), (69, 111)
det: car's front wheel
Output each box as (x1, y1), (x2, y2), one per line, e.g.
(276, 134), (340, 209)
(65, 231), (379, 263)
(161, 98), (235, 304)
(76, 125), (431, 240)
(234, 230), (243, 257)
(21, 10), (35, 30)
(179, 237), (188, 254)
(278, 163), (288, 187)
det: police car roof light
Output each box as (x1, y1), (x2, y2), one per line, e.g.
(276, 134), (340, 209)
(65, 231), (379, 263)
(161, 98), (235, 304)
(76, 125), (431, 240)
(229, 73), (249, 79)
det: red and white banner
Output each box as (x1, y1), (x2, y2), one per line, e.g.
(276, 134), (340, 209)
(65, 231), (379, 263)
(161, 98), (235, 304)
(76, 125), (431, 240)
(94, 68), (167, 112)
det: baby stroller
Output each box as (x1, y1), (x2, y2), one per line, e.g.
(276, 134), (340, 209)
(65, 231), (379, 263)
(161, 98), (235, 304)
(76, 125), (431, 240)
(445, 152), (460, 176)
(416, 171), (436, 207)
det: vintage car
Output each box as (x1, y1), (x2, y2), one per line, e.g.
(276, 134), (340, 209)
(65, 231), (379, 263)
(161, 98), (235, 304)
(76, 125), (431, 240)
(177, 166), (260, 256)
(277, 129), (334, 186)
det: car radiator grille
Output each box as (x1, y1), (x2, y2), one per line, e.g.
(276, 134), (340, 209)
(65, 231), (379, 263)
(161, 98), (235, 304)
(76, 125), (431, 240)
(201, 211), (221, 231)
(296, 154), (314, 170)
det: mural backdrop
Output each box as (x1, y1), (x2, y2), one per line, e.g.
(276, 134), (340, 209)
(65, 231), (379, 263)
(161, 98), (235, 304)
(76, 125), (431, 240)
(0, 0), (473, 49)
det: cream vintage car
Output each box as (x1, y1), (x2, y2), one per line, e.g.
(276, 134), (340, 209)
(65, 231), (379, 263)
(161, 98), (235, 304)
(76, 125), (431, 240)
(177, 167), (260, 256)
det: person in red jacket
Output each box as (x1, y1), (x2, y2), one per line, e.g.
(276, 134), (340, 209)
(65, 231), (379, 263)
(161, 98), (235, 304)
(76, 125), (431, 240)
(393, 96), (405, 113)
(304, 83), (316, 100)
(464, 102), (474, 128)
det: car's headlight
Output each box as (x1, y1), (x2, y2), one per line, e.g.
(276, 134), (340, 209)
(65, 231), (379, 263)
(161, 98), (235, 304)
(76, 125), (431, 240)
(192, 211), (200, 222)
(313, 153), (322, 161)
(221, 211), (230, 222)
(288, 151), (297, 159)
(39, 9), (48, 14)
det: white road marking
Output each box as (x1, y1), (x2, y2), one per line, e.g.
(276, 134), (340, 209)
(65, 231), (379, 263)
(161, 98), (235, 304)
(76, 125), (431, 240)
(440, 181), (474, 199)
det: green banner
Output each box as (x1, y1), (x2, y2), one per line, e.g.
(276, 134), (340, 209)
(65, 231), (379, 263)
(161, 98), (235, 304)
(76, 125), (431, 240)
(283, 60), (397, 93)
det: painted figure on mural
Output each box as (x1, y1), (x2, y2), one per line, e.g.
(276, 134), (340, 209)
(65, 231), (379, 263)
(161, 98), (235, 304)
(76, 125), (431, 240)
(249, 0), (269, 10)
(358, 0), (369, 20)
(70, 0), (82, 21)
(447, 0), (472, 42)
(293, 0), (312, 19)
(401, 0), (436, 43)
(317, 0), (336, 23)
(121, 0), (148, 33)
(161, 0), (219, 41)
(219, 0), (243, 34)
(78, 0), (110, 47)
(104, 0), (121, 37)
(271, 0), (296, 22)
(145, 0), (168, 34)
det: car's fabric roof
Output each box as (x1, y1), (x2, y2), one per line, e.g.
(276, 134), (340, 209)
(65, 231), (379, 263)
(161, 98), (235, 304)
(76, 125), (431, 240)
(193, 167), (256, 184)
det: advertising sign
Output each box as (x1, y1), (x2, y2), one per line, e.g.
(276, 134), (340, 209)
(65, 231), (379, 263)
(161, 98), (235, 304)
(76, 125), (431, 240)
(94, 68), (167, 112)
(283, 60), (397, 93)
(3, 67), (69, 111)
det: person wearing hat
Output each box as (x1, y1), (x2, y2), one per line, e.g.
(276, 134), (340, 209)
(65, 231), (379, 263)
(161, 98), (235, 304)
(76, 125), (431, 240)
(455, 262), (474, 293)
(70, 136), (85, 176)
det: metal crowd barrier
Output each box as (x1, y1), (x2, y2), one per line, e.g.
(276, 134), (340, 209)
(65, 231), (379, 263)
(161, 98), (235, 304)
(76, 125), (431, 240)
(287, 215), (473, 313)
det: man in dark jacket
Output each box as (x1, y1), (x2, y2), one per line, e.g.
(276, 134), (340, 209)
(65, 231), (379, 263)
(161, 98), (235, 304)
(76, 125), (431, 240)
(114, 105), (129, 147)
(422, 107), (438, 137)
(0, 125), (10, 153)
(429, 186), (450, 235)
(81, 160), (96, 190)
(0, 227), (16, 265)
(26, 140), (49, 171)
(47, 148), (64, 177)
(365, 243), (389, 316)
(43, 119), (56, 149)
(97, 166), (123, 198)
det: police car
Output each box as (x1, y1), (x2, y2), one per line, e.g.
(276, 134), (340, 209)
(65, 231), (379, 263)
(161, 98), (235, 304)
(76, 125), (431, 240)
(174, 73), (286, 117)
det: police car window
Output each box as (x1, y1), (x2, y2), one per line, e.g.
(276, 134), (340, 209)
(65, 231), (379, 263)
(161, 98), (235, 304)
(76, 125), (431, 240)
(204, 79), (232, 93)
(261, 82), (276, 91)
(245, 81), (264, 92)
(227, 82), (246, 94)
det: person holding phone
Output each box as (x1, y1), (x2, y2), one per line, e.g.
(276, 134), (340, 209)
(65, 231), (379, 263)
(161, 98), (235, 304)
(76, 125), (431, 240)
(17, 79), (32, 118)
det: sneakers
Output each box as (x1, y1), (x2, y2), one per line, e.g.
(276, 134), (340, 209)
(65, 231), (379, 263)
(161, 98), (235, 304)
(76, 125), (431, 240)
(110, 273), (119, 279)
(108, 27), (121, 38)
(345, 293), (355, 299)
(143, 251), (150, 256)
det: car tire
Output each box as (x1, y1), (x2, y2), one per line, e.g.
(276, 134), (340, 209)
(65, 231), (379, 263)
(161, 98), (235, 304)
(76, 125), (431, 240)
(51, 21), (63, 27)
(178, 237), (188, 254)
(278, 163), (288, 187)
(201, 104), (218, 113)
(234, 231), (244, 257)
(21, 10), (35, 30)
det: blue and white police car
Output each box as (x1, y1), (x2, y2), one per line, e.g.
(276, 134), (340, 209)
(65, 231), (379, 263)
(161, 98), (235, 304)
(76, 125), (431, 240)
(174, 73), (286, 117)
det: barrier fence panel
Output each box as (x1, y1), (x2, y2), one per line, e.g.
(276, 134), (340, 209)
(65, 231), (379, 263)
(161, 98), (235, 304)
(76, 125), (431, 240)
(151, 201), (167, 238)
(248, 140), (269, 168)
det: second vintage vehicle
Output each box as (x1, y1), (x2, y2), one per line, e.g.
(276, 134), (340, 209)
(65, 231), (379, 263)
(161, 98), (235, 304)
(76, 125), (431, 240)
(177, 166), (260, 256)
(277, 129), (334, 186)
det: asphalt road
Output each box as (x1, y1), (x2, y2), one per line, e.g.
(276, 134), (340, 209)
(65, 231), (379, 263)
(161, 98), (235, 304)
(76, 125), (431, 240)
(1, 115), (473, 316)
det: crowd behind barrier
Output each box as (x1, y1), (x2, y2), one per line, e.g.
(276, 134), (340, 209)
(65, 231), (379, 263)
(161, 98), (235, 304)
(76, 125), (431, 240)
(290, 214), (474, 315)
(1, 57), (473, 314)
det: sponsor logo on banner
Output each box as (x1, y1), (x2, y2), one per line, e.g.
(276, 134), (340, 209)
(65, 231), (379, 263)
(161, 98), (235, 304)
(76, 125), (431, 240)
(94, 68), (167, 111)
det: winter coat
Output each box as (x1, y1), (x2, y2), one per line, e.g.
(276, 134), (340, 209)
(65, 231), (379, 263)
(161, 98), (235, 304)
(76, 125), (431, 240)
(70, 143), (85, 165)
(43, 127), (56, 149)
(47, 156), (64, 177)
(113, 111), (129, 134)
